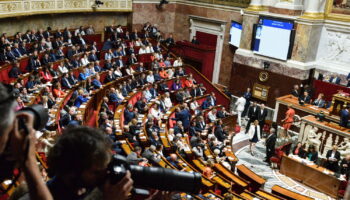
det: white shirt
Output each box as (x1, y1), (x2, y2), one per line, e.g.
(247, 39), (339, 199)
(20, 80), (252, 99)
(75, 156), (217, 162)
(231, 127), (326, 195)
(135, 41), (142, 46)
(145, 46), (154, 54)
(190, 101), (199, 111)
(80, 57), (90, 66)
(139, 48), (147, 54)
(151, 108), (162, 120)
(164, 97), (172, 109)
(208, 111), (217, 122)
(173, 60), (183, 67)
(58, 65), (69, 74)
(116, 27), (123, 33)
(235, 97), (246, 112)
(125, 68), (135, 75)
(114, 69), (122, 77)
(146, 75), (155, 84)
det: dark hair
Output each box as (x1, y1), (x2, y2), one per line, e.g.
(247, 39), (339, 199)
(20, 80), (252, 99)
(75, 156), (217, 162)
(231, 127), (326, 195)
(47, 126), (111, 177)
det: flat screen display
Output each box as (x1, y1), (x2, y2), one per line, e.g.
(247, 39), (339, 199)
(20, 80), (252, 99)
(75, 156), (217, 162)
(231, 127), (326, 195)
(229, 21), (242, 47)
(253, 18), (294, 60)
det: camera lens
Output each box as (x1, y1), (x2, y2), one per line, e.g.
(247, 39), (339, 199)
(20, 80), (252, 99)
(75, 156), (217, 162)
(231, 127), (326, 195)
(17, 105), (49, 130)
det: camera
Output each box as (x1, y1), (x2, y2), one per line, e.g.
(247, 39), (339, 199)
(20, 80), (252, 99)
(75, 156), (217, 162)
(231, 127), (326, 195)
(108, 154), (202, 194)
(16, 104), (49, 131)
(0, 104), (48, 183)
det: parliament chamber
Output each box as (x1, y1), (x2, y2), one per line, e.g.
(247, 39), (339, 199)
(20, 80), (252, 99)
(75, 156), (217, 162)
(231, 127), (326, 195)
(0, 0), (350, 200)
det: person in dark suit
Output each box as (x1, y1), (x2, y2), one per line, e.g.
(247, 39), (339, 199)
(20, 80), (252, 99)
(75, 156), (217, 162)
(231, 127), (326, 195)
(214, 120), (226, 142)
(306, 145), (318, 163)
(8, 62), (22, 78)
(347, 73), (350, 87)
(173, 121), (184, 136)
(340, 107), (350, 128)
(291, 84), (300, 97)
(68, 71), (78, 85)
(292, 142), (306, 158)
(190, 84), (202, 97)
(61, 73), (72, 89)
(165, 34), (175, 46)
(257, 104), (268, 133)
(242, 87), (252, 117)
(313, 93), (326, 108)
(177, 105), (191, 130)
(5, 46), (16, 61)
(191, 36), (199, 45)
(340, 155), (350, 176)
(265, 128), (277, 164)
(27, 51), (41, 72)
(329, 75), (341, 85)
(245, 102), (260, 134)
(124, 104), (136, 125)
(325, 145), (341, 172)
(299, 91), (311, 104)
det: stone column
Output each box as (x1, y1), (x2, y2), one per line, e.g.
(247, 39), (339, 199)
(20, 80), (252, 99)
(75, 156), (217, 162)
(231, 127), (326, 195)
(246, 0), (264, 11)
(301, 0), (326, 19)
(273, 0), (303, 10)
(239, 14), (259, 50)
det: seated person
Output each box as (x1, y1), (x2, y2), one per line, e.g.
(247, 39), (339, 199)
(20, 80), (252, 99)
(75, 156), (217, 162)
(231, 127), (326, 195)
(74, 89), (88, 108)
(299, 91), (311, 104)
(306, 145), (318, 163)
(326, 145), (341, 172)
(313, 93), (326, 108)
(292, 142), (306, 158)
(291, 84), (299, 97)
(340, 154), (350, 176)
(52, 83), (66, 98)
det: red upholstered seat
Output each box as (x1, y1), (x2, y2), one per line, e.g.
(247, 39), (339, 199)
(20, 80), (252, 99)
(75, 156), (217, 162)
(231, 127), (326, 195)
(270, 142), (292, 168)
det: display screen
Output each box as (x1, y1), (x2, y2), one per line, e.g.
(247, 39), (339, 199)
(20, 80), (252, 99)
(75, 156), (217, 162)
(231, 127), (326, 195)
(229, 21), (242, 47)
(253, 18), (294, 60)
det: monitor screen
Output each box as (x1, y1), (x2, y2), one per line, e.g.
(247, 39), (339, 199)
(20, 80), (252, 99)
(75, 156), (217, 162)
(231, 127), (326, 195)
(253, 17), (294, 60)
(229, 21), (242, 47)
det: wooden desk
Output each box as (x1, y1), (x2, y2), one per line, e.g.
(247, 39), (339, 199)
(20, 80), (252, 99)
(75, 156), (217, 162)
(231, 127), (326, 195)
(236, 164), (266, 192)
(274, 95), (339, 133)
(299, 115), (350, 158)
(280, 156), (341, 198)
(271, 185), (313, 200)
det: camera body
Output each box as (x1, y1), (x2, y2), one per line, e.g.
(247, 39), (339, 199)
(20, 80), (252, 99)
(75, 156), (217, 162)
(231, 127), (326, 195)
(108, 154), (202, 194)
(0, 105), (48, 183)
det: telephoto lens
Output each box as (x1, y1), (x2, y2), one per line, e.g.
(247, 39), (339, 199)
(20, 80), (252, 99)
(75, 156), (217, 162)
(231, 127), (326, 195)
(16, 104), (49, 130)
(108, 154), (202, 194)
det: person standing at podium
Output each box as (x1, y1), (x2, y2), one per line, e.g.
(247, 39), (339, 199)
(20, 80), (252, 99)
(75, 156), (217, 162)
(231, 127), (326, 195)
(281, 104), (295, 131)
(326, 145), (341, 172)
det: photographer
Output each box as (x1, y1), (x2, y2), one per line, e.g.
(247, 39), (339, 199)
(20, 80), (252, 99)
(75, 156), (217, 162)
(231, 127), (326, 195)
(0, 83), (53, 200)
(46, 126), (133, 200)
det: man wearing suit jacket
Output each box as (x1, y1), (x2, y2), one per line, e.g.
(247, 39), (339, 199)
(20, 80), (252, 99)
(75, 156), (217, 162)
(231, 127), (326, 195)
(214, 120), (226, 142)
(190, 84), (202, 97)
(68, 71), (78, 85)
(329, 75), (341, 85)
(326, 145), (341, 172)
(291, 84), (300, 98)
(299, 91), (311, 104)
(245, 102), (260, 134)
(61, 73), (72, 89)
(115, 56), (124, 68)
(5, 46), (16, 61)
(8, 63), (22, 78)
(265, 128), (276, 164)
(257, 104), (268, 133)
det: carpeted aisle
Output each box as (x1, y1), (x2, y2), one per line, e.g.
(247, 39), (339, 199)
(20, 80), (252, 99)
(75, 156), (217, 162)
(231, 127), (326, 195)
(232, 131), (334, 200)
